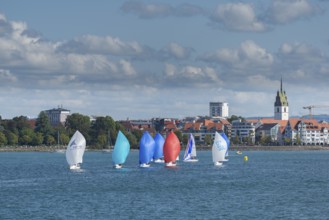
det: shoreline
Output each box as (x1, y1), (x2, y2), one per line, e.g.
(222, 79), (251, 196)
(1, 145), (329, 152)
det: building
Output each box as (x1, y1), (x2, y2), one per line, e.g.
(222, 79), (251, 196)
(182, 118), (231, 144)
(274, 78), (289, 120)
(209, 102), (229, 118)
(231, 119), (255, 144)
(44, 107), (70, 126)
(255, 123), (281, 143)
(284, 118), (329, 145)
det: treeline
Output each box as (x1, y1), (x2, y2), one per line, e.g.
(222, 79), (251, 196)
(0, 112), (168, 149)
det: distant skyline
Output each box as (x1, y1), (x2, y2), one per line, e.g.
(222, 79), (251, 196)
(1, 0), (329, 120)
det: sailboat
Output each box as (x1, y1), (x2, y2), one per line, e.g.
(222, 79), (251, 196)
(139, 131), (155, 168)
(183, 133), (198, 162)
(221, 132), (230, 161)
(212, 131), (228, 166)
(153, 133), (165, 163)
(163, 131), (181, 167)
(66, 130), (86, 170)
(112, 131), (130, 169)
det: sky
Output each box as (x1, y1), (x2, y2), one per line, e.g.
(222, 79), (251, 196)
(1, 0), (329, 120)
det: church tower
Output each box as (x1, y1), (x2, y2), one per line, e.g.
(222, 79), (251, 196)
(274, 77), (289, 120)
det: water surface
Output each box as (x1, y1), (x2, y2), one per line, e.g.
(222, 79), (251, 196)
(1, 151), (329, 219)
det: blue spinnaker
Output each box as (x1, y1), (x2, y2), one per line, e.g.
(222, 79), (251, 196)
(220, 132), (230, 157)
(139, 131), (155, 164)
(153, 133), (164, 160)
(112, 131), (130, 165)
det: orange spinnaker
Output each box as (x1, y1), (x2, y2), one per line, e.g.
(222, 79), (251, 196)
(163, 131), (181, 163)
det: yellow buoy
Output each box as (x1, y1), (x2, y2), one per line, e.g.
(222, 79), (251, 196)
(244, 156), (248, 161)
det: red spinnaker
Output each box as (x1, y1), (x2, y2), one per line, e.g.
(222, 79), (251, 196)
(163, 131), (181, 163)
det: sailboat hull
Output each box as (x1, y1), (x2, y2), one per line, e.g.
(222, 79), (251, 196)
(183, 158), (199, 162)
(165, 161), (177, 167)
(214, 161), (223, 166)
(139, 163), (151, 168)
(69, 164), (81, 170)
(113, 164), (123, 169)
(153, 158), (164, 163)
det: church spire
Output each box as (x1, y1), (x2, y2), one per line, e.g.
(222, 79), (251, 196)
(280, 76), (283, 92)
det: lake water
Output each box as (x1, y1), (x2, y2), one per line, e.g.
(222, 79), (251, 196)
(1, 150), (329, 219)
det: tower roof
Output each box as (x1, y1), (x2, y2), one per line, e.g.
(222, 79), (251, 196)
(274, 77), (288, 107)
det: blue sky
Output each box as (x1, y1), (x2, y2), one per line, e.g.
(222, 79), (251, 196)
(1, 0), (329, 120)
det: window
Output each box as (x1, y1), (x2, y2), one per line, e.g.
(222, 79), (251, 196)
(277, 107), (279, 113)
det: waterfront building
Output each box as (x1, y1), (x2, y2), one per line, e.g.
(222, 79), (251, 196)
(284, 119), (329, 145)
(255, 123), (281, 143)
(274, 78), (289, 120)
(209, 102), (229, 118)
(44, 106), (70, 126)
(182, 118), (231, 144)
(231, 119), (255, 144)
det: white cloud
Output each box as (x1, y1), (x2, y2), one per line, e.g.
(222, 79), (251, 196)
(267, 0), (320, 24)
(58, 35), (147, 57)
(201, 40), (273, 69)
(119, 59), (136, 76)
(211, 3), (266, 32)
(278, 42), (325, 63)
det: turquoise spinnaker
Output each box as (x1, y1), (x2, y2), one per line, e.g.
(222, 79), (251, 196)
(112, 131), (130, 165)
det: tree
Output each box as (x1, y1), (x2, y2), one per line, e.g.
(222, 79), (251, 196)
(0, 132), (7, 146)
(19, 128), (35, 145)
(5, 131), (18, 145)
(65, 113), (91, 145)
(32, 132), (44, 146)
(232, 135), (240, 145)
(125, 132), (138, 149)
(204, 134), (212, 145)
(174, 130), (183, 143)
(35, 111), (53, 136)
(90, 116), (116, 147)
(45, 135), (56, 146)
(182, 134), (188, 145)
(227, 115), (245, 123)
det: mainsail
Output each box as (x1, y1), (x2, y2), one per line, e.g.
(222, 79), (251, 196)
(183, 133), (196, 160)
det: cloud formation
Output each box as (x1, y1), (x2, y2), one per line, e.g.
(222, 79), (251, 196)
(0, 0), (329, 120)
(266, 0), (321, 24)
(210, 3), (266, 32)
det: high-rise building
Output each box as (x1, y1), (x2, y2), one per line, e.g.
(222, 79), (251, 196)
(209, 102), (229, 118)
(274, 77), (289, 120)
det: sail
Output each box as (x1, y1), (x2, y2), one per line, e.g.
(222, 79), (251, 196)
(184, 133), (196, 160)
(212, 132), (227, 163)
(66, 130), (86, 166)
(153, 133), (164, 160)
(112, 131), (130, 165)
(139, 131), (155, 164)
(220, 132), (230, 157)
(163, 131), (181, 163)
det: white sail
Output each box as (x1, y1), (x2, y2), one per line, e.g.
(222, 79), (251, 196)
(66, 130), (86, 169)
(212, 132), (227, 164)
(190, 134), (197, 158)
